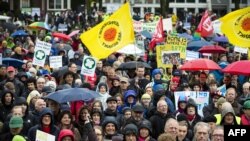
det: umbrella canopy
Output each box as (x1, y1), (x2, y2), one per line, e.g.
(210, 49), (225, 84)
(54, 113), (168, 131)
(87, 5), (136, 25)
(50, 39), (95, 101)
(117, 44), (144, 55)
(198, 45), (227, 53)
(213, 35), (229, 43)
(68, 30), (80, 37)
(178, 33), (193, 41)
(117, 61), (152, 70)
(2, 58), (25, 68)
(187, 40), (212, 51)
(28, 22), (51, 30)
(222, 60), (250, 75)
(140, 30), (152, 39)
(180, 59), (221, 71)
(11, 30), (29, 37)
(1, 22), (17, 32)
(44, 88), (100, 103)
(52, 32), (71, 41)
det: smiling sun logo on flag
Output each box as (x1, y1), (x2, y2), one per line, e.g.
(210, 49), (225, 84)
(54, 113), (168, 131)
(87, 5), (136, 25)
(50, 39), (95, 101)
(98, 21), (122, 49)
(241, 17), (250, 31)
(220, 7), (250, 47)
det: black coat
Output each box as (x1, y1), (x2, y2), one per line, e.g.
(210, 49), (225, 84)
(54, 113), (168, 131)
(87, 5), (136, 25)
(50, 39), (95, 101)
(149, 111), (174, 139)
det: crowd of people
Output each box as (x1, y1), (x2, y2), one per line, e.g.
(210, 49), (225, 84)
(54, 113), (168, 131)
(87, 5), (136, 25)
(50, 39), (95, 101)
(0, 6), (249, 141)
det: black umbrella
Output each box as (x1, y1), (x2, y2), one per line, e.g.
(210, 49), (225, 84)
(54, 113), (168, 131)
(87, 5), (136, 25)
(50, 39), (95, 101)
(117, 61), (152, 70)
(1, 22), (17, 32)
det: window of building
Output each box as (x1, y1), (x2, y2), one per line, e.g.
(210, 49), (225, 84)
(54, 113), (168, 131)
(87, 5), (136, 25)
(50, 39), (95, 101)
(21, 0), (30, 8)
(199, 0), (206, 3)
(48, 0), (69, 10)
(176, 0), (185, 2)
(186, 0), (195, 3)
(155, 0), (160, 4)
(169, 0), (175, 2)
(133, 7), (140, 15)
(105, 0), (111, 3)
(113, 0), (121, 3)
(187, 8), (195, 13)
(177, 8), (185, 21)
(64, 0), (68, 9)
(144, 7), (151, 13)
(134, 0), (142, 4)
(241, 0), (247, 4)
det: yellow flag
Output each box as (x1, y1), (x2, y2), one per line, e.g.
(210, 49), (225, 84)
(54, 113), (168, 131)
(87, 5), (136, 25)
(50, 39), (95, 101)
(80, 3), (135, 59)
(220, 7), (250, 48)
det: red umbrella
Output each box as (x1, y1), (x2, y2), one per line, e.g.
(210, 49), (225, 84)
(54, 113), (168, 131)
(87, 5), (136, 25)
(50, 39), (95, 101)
(198, 45), (227, 53)
(222, 60), (250, 75)
(52, 32), (71, 41)
(180, 59), (221, 71)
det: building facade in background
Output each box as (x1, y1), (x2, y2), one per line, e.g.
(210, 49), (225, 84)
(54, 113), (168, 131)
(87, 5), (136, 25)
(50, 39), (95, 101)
(0, 0), (249, 18)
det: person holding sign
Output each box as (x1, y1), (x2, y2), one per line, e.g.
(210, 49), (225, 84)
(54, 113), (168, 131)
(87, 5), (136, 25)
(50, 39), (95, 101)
(27, 107), (60, 141)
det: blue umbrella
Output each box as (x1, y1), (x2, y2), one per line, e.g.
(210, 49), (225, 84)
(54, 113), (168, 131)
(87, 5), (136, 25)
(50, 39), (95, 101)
(2, 58), (25, 68)
(140, 30), (152, 39)
(178, 33), (193, 41)
(11, 30), (28, 37)
(44, 88), (100, 103)
(213, 36), (229, 43)
(187, 40), (212, 51)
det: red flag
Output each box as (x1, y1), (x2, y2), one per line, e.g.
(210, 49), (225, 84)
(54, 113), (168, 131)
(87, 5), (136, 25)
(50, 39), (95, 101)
(149, 17), (164, 50)
(196, 10), (213, 37)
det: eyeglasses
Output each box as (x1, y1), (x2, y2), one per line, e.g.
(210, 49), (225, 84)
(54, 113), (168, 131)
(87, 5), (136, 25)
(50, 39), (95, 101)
(212, 134), (224, 138)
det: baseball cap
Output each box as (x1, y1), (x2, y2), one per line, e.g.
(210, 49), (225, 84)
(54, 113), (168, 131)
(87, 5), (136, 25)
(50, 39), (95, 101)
(132, 104), (144, 112)
(9, 116), (23, 128)
(7, 66), (15, 72)
(120, 77), (129, 83)
(243, 100), (250, 109)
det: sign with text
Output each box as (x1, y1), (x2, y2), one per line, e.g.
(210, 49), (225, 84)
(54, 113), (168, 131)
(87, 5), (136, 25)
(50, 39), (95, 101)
(234, 46), (248, 54)
(186, 50), (199, 60)
(166, 36), (188, 59)
(81, 56), (97, 77)
(36, 130), (55, 141)
(174, 91), (209, 117)
(49, 56), (62, 68)
(32, 40), (51, 67)
(133, 20), (143, 32)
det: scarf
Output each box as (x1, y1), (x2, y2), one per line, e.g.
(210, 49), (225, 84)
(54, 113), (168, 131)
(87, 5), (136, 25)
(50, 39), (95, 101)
(187, 114), (196, 121)
(138, 136), (147, 141)
(42, 126), (51, 133)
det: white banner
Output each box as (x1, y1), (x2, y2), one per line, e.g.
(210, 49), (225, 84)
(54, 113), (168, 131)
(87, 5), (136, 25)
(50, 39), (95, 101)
(33, 40), (51, 67)
(133, 20), (143, 32)
(49, 56), (62, 68)
(174, 91), (209, 117)
(106, 4), (121, 14)
(234, 46), (248, 54)
(186, 50), (199, 60)
(81, 56), (97, 77)
(163, 18), (173, 33)
(36, 130), (55, 141)
(212, 20), (222, 35)
(117, 44), (144, 55)
(35, 40), (52, 55)
(58, 23), (68, 32)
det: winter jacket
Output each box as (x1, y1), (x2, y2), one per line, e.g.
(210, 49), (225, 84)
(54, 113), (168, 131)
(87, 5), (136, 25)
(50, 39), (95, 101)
(0, 78), (25, 98)
(149, 111), (174, 139)
(95, 83), (111, 110)
(0, 91), (14, 122)
(214, 105), (241, 125)
(27, 108), (60, 141)
(202, 103), (219, 118)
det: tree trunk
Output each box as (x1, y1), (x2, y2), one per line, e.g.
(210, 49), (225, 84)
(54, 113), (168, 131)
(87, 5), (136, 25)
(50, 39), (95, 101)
(160, 0), (166, 18)
(98, 0), (102, 11)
